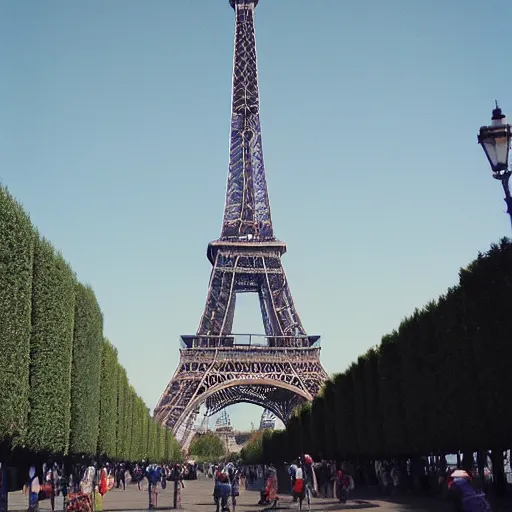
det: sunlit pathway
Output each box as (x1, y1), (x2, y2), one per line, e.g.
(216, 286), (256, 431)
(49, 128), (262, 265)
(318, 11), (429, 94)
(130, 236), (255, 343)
(8, 476), (453, 512)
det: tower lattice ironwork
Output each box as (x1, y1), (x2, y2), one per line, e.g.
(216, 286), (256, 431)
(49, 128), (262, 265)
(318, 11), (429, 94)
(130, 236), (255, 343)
(154, 0), (328, 451)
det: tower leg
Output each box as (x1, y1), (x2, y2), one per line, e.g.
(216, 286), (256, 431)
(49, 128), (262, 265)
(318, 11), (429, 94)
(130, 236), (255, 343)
(259, 256), (305, 337)
(197, 256), (237, 336)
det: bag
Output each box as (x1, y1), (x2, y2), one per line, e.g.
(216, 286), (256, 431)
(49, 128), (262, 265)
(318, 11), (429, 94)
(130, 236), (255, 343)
(293, 479), (304, 494)
(39, 482), (53, 500)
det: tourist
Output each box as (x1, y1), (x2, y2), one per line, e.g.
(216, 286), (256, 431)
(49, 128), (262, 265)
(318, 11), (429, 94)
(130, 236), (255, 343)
(288, 461), (298, 500)
(258, 465), (278, 508)
(292, 465), (305, 511)
(26, 466), (41, 512)
(214, 466), (231, 512)
(447, 470), (491, 512)
(335, 468), (353, 504)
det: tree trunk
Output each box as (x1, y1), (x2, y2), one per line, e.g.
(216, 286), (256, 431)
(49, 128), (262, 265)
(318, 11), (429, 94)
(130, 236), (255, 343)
(477, 450), (486, 480)
(490, 449), (506, 496)
(0, 463), (7, 512)
(439, 454), (447, 474)
(462, 450), (473, 472)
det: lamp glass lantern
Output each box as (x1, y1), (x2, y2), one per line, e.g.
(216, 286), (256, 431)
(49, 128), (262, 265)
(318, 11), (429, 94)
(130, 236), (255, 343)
(478, 104), (512, 178)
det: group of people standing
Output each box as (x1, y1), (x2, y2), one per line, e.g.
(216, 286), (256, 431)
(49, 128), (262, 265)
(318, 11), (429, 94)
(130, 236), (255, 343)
(287, 456), (353, 510)
(25, 462), (111, 512)
(22, 460), (189, 512)
(212, 463), (240, 512)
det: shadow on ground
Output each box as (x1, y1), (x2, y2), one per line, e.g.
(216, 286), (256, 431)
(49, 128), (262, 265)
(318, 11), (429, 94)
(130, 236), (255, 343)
(304, 500), (378, 511)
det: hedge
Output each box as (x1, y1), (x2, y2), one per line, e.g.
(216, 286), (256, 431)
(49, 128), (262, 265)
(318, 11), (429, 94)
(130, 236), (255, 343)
(27, 237), (76, 454)
(142, 408), (149, 460)
(116, 367), (127, 459)
(148, 418), (157, 462)
(131, 396), (144, 461)
(310, 395), (326, 458)
(0, 186), (34, 447)
(0, 186), (182, 462)
(69, 283), (103, 455)
(98, 339), (119, 457)
(159, 425), (167, 463)
(377, 332), (408, 455)
(129, 396), (139, 461)
(257, 238), (512, 472)
(124, 387), (134, 460)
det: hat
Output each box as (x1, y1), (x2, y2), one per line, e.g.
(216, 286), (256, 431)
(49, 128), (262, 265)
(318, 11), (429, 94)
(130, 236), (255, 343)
(451, 470), (470, 478)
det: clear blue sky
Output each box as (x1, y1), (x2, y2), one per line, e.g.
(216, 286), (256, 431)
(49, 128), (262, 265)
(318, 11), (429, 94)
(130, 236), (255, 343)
(2, 0), (511, 431)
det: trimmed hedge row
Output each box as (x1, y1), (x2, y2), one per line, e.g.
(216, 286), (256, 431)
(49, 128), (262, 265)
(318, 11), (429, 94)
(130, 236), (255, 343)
(255, 238), (512, 469)
(116, 368), (127, 459)
(0, 187), (34, 447)
(98, 340), (119, 457)
(0, 185), (181, 462)
(27, 238), (76, 454)
(69, 283), (103, 455)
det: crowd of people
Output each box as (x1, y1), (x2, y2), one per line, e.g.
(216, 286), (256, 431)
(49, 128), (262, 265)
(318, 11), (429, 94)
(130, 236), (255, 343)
(20, 454), (493, 512)
(206, 456), (351, 512)
(22, 460), (196, 511)
(236, 456), (491, 512)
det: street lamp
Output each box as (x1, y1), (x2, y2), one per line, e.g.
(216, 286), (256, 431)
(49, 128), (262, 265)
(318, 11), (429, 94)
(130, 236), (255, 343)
(477, 102), (512, 227)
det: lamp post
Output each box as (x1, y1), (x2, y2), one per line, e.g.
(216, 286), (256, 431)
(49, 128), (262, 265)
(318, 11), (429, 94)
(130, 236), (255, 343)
(477, 102), (512, 228)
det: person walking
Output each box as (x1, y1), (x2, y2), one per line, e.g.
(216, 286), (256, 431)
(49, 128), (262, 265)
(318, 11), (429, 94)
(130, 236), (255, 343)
(447, 470), (491, 512)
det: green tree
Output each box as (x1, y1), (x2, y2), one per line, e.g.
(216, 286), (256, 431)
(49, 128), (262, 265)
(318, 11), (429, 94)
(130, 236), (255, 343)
(124, 387), (134, 459)
(262, 429), (288, 464)
(398, 303), (444, 455)
(164, 428), (172, 462)
(130, 396), (144, 462)
(311, 395), (326, 459)
(299, 403), (313, 456)
(239, 431), (264, 464)
(189, 431), (227, 461)
(350, 359), (369, 456)
(27, 238), (76, 455)
(273, 238), (512, 471)
(333, 372), (358, 459)
(148, 417), (157, 461)
(286, 414), (303, 460)
(116, 367), (128, 459)
(460, 240), (512, 450)
(166, 429), (183, 463)
(363, 348), (385, 457)
(377, 331), (408, 456)
(142, 409), (149, 460)
(154, 423), (162, 462)
(98, 339), (119, 458)
(397, 311), (429, 455)
(321, 380), (337, 459)
(69, 283), (103, 455)
(137, 399), (147, 461)
(0, 186), (34, 448)
(436, 287), (485, 453)
(158, 425), (167, 462)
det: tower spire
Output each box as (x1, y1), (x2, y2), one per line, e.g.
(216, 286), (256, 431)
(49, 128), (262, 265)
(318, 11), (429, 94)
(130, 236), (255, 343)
(229, 0), (259, 8)
(221, 0), (273, 241)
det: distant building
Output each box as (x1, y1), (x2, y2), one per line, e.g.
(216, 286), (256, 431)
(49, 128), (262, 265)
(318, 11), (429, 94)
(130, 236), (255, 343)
(259, 409), (276, 430)
(215, 410), (241, 454)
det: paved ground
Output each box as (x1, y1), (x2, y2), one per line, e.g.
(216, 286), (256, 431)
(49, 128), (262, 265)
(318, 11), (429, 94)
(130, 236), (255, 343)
(7, 477), (456, 512)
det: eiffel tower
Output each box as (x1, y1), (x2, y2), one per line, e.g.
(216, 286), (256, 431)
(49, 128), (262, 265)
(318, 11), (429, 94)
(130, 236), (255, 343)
(154, 0), (328, 449)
